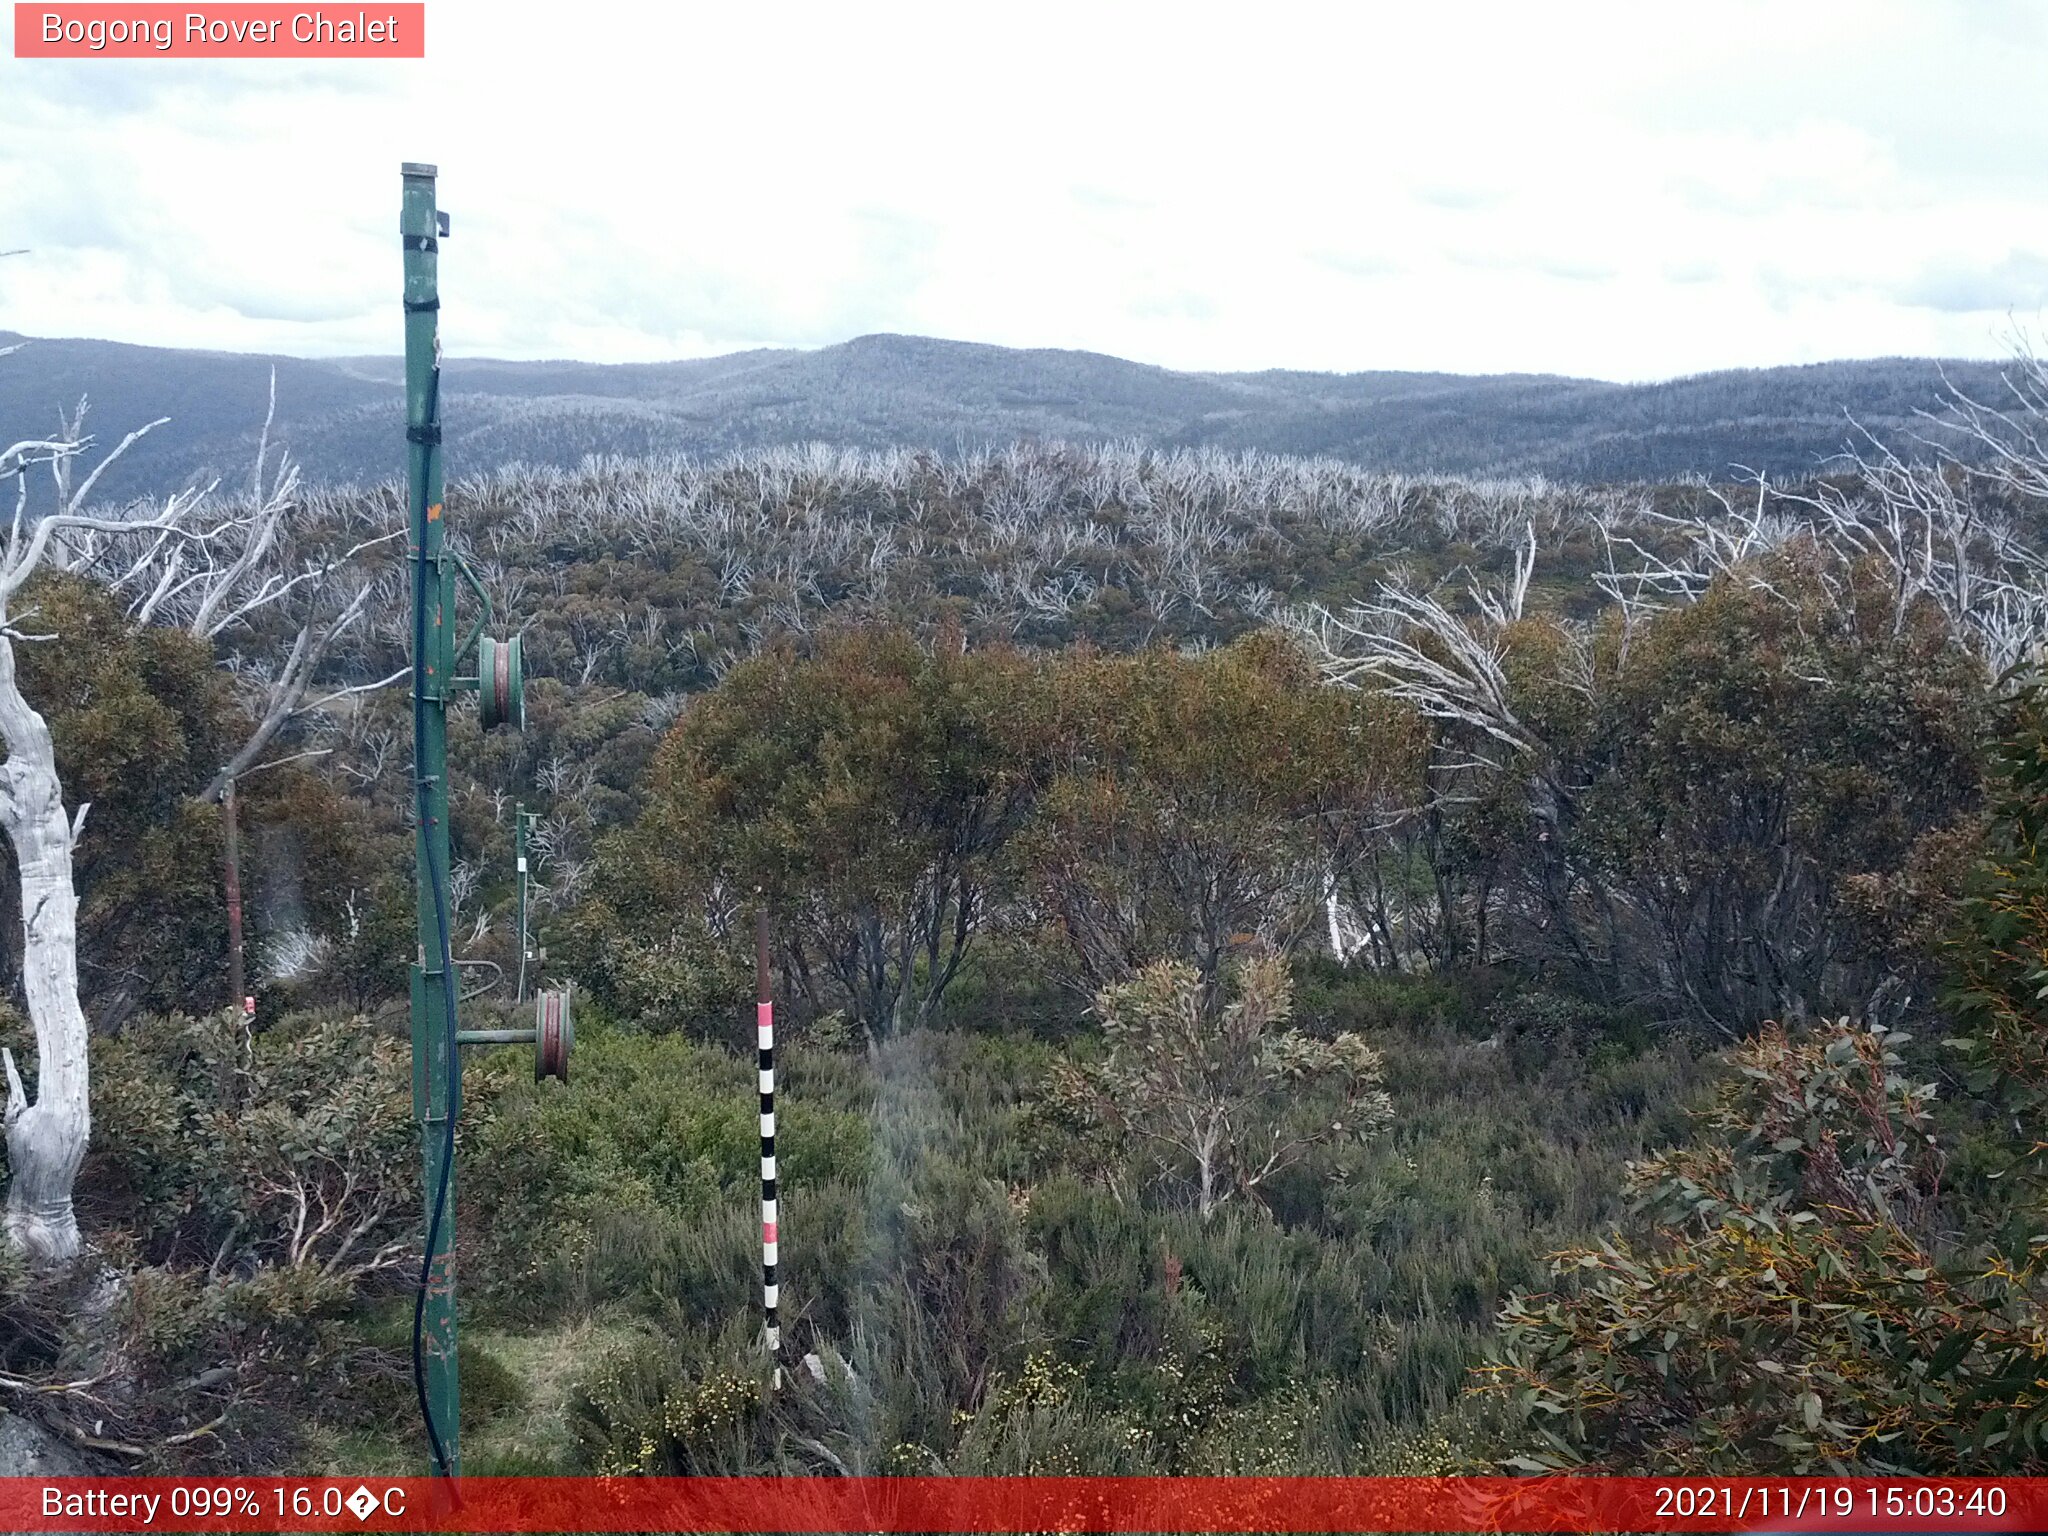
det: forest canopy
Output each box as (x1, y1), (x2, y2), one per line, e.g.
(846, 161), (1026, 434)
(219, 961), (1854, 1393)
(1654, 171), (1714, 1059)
(4, 386), (2048, 1474)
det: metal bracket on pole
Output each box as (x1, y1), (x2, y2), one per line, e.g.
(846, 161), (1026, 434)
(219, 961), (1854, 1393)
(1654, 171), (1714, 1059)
(455, 983), (572, 1081)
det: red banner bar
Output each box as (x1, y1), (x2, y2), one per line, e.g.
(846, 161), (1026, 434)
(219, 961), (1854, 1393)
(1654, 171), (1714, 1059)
(13, 4), (424, 57)
(2, 1477), (2043, 1533)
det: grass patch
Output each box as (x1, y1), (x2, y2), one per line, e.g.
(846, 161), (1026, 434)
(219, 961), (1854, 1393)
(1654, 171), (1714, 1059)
(462, 1316), (651, 1473)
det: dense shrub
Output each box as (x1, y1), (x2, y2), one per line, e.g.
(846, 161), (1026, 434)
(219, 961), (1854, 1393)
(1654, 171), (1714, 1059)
(86, 1009), (415, 1279)
(1483, 669), (2048, 1473)
(1289, 956), (1495, 1038)
(610, 625), (1045, 1040)
(23, 441), (2021, 1476)
(1020, 632), (1419, 993)
(1484, 1018), (2048, 1471)
(550, 907), (752, 1037)
(1569, 556), (1988, 1028)
(0, 1008), (422, 1467)
(1051, 956), (1391, 1217)
(463, 1026), (874, 1315)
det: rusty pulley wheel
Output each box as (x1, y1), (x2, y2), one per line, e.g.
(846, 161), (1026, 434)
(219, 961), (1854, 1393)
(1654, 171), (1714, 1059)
(478, 633), (524, 731)
(535, 984), (572, 1082)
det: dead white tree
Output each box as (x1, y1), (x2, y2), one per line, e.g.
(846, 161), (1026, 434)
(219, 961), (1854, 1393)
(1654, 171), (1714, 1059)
(1309, 532), (1555, 761)
(59, 375), (408, 802)
(0, 409), (245, 1261)
(0, 366), (404, 1260)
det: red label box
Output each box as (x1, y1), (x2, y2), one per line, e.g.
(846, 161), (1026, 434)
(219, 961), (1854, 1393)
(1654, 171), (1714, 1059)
(13, 3), (425, 56)
(3, 1477), (2046, 1533)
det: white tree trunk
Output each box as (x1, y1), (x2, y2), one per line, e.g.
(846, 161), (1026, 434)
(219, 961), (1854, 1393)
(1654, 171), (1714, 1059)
(1195, 1123), (1220, 1221)
(0, 633), (89, 1263)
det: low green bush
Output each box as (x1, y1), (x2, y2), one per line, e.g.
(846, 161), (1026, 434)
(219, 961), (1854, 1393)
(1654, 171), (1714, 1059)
(1289, 956), (1495, 1037)
(464, 1027), (874, 1317)
(87, 1008), (416, 1277)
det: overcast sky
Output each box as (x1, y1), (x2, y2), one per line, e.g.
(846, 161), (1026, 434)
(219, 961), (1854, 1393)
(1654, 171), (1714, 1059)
(2, 1), (2045, 381)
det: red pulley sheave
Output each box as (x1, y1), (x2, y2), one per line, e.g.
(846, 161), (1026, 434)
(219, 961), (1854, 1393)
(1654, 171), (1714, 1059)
(535, 985), (572, 1082)
(479, 633), (524, 731)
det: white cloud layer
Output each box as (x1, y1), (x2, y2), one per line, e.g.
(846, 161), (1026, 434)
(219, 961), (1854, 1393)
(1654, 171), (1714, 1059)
(1, 0), (2043, 380)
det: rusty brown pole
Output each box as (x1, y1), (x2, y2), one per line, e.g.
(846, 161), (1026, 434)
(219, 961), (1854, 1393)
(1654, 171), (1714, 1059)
(222, 778), (246, 1018)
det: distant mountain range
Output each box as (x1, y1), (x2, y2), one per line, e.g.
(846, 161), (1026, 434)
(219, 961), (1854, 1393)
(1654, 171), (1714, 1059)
(0, 330), (2015, 500)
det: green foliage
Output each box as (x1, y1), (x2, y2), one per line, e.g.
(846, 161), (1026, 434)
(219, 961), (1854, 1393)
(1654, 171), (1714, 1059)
(926, 932), (1082, 1039)
(1945, 669), (2048, 1207)
(1560, 551), (1986, 1026)
(1486, 988), (1654, 1075)
(87, 1008), (417, 1277)
(1023, 631), (1421, 992)
(0, 1007), (422, 1466)
(1358, 1407), (1505, 1474)
(1345, 546), (1991, 1027)
(0, 572), (409, 1023)
(1055, 956), (1392, 1217)
(35, 429), (2030, 1477)
(5, 572), (238, 1022)
(284, 876), (413, 1015)
(0, 1231), (63, 1380)
(244, 767), (412, 1012)
(609, 623), (1043, 1038)
(574, 1335), (769, 1475)
(457, 1339), (531, 1432)
(594, 625), (1420, 1045)
(1484, 665), (2048, 1474)
(449, 979), (1695, 1478)
(464, 1027), (875, 1312)
(1485, 1019), (2047, 1472)
(1290, 956), (1494, 1038)
(552, 904), (752, 1037)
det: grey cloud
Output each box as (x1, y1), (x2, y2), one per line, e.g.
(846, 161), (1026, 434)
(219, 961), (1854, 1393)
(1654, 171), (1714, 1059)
(1450, 248), (1617, 283)
(478, 218), (884, 356)
(3, 60), (395, 119)
(766, 208), (941, 345)
(1312, 249), (1403, 278)
(1069, 184), (1152, 214)
(1625, 13), (2048, 206)
(1539, 258), (1619, 283)
(1411, 182), (1509, 211)
(5, 5), (2045, 377)
(1664, 260), (1722, 284)
(1663, 173), (1869, 219)
(0, 157), (169, 285)
(4, 198), (134, 252)
(1903, 251), (2048, 313)
(1129, 289), (1217, 322)
(203, 284), (381, 325)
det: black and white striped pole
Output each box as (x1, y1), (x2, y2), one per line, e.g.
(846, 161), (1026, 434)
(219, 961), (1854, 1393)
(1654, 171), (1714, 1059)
(757, 906), (782, 1389)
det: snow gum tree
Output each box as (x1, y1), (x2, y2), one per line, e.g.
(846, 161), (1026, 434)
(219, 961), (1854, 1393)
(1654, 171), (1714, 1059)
(0, 359), (397, 1262)
(0, 412), (204, 1260)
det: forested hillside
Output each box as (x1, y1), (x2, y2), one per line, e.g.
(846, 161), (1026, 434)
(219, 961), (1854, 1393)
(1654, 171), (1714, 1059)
(6, 355), (2048, 1476)
(0, 329), (2015, 501)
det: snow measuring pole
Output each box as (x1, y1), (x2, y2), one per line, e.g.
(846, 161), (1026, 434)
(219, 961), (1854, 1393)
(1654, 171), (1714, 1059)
(515, 804), (538, 1003)
(403, 162), (562, 1478)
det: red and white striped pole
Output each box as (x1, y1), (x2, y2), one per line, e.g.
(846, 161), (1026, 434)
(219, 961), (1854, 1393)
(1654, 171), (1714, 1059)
(756, 907), (782, 1388)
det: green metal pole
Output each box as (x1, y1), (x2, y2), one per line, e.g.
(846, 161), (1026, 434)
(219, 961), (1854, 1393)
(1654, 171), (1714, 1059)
(402, 160), (460, 1477)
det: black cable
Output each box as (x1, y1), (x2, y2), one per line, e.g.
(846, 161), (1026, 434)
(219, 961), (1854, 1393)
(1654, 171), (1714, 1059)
(408, 361), (462, 1480)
